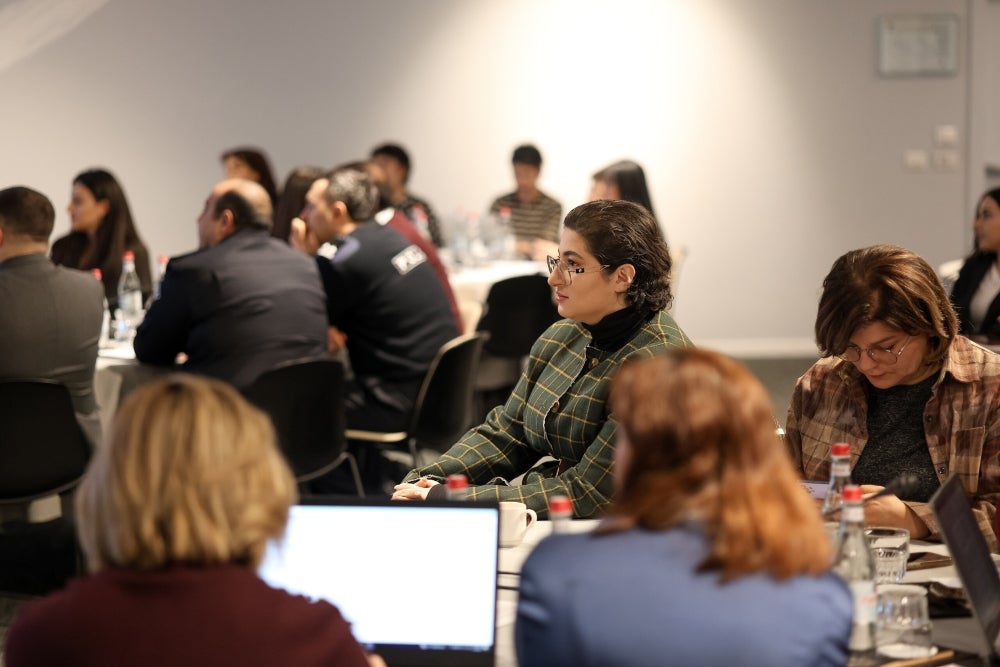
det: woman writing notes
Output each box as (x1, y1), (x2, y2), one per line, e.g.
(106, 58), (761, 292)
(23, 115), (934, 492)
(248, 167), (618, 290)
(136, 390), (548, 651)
(950, 187), (1000, 341)
(516, 350), (851, 667)
(786, 244), (1000, 550)
(393, 200), (691, 516)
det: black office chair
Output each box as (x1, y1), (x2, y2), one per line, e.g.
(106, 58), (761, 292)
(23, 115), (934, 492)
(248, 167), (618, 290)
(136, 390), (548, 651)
(474, 275), (559, 416)
(346, 332), (488, 470)
(242, 358), (364, 496)
(0, 380), (91, 595)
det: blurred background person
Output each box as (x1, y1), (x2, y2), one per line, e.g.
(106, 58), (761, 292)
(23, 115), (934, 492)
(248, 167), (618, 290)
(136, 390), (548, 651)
(51, 167), (152, 311)
(369, 142), (443, 247)
(588, 159), (656, 218)
(488, 143), (562, 261)
(393, 200), (691, 515)
(787, 244), (1000, 551)
(3, 375), (384, 667)
(516, 349), (851, 667)
(221, 146), (279, 210)
(272, 166), (324, 243)
(950, 187), (1000, 342)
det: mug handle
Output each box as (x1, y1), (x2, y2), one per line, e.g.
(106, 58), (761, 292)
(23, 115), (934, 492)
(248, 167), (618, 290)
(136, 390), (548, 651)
(525, 508), (537, 528)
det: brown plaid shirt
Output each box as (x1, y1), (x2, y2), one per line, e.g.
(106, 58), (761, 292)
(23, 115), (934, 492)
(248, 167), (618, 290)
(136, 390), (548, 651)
(407, 310), (691, 517)
(786, 335), (1000, 551)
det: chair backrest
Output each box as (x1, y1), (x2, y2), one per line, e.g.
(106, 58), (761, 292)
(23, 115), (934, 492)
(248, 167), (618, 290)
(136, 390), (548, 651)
(410, 332), (488, 448)
(0, 380), (92, 504)
(477, 275), (559, 358)
(242, 358), (348, 483)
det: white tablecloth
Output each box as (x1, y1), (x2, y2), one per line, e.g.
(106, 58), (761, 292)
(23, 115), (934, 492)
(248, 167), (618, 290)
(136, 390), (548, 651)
(448, 260), (546, 304)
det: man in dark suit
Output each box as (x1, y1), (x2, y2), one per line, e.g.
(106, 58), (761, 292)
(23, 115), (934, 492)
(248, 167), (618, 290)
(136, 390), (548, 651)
(134, 179), (329, 388)
(0, 186), (104, 448)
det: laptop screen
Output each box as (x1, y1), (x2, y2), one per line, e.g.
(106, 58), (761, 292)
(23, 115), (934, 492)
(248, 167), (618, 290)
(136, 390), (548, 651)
(930, 473), (1000, 653)
(257, 499), (500, 667)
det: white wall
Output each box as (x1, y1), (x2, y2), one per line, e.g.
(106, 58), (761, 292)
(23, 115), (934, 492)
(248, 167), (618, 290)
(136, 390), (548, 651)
(0, 0), (985, 351)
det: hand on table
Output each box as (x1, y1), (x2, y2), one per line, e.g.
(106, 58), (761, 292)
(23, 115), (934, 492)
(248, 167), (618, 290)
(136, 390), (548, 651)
(391, 477), (439, 500)
(327, 326), (347, 354)
(366, 653), (387, 667)
(860, 484), (929, 539)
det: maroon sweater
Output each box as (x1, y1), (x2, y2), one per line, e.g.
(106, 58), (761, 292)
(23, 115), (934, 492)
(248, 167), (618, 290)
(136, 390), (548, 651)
(3, 564), (371, 667)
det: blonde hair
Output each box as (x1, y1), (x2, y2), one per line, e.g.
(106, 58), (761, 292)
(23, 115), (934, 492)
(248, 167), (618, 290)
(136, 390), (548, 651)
(604, 349), (832, 580)
(77, 374), (297, 572)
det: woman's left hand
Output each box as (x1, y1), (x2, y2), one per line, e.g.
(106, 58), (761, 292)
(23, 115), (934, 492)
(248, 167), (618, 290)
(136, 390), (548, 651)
(391, 477), (439, 500)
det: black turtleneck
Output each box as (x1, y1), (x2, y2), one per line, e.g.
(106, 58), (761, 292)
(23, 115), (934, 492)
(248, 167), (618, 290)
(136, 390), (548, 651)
(578, 306), (653, 377)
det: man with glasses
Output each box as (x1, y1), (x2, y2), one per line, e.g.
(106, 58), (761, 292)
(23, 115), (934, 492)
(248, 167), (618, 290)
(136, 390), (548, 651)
(786, 244), (1000, 551)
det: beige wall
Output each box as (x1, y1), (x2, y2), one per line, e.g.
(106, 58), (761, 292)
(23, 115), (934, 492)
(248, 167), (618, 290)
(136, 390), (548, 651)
(0, 0), (990, 350)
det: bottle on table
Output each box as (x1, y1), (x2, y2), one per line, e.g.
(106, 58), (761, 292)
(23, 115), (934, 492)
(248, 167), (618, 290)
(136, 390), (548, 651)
(822, 442), (853, 520)
(116, 250), (144, 341)
(548, 495), (573, 533)
(445, 473), (468, 501)
(145, 253), (168, 309)
(409, 204), (432, 243)
(834, 484), (877, 664)
(90, 268), (111, 348)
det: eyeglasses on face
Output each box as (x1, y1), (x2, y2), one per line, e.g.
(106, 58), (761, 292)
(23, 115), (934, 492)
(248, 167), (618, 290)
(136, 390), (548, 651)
(838, 335), (913, 365)
(546, 255), (610, 284)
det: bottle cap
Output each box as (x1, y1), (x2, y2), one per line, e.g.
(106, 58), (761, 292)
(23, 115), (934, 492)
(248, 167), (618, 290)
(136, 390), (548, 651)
(446, 474), (468, 491)
(90, 268), (102, 280)
(832, 443), (851, 457)
(842, 485), (862, 502)
(122, 250), (135, 261)
(548, 495), (572, 515)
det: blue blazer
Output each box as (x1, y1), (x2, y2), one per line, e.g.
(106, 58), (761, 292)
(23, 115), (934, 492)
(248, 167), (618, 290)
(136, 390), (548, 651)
(516, 522), (852, 667)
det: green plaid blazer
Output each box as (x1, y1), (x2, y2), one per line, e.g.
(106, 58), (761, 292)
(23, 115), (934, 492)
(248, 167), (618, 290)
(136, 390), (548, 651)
(407, 310), (691, 517)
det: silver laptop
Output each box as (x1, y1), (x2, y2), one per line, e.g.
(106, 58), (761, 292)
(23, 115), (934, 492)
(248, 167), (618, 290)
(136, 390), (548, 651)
(257, 498), (500, 667)
(929, 473), (1000, 662)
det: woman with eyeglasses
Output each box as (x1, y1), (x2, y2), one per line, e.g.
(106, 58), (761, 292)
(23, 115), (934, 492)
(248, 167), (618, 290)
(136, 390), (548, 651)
(786, 244), (1000, 549)
(392, 200), (691, 517)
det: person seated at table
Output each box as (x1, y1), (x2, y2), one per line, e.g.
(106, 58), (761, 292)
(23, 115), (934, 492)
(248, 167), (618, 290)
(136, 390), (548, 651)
(290, 164), (458, 433)
(950, 187), (1000, 341)
(488, 143), (562, 261)
(392, 200), (692, 516)
(786, 244), (1000, 551)
(133, 178), (328, 389)
(516, 349), (851, 667)
(0, 186), (104, 448)
(588, 159), (657, 219)
(369, 142), (443, 247)
(51, 168), (152, 312)
(221, 146), (280, 210)
(3, 374), (383, 667)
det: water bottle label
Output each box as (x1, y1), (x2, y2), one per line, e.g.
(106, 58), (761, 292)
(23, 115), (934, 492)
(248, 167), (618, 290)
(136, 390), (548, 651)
(850, 580), (877, 625)
(831, 461), (850, 476)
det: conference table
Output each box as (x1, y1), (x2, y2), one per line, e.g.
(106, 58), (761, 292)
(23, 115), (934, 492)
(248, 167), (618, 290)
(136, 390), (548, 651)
(494, 521), (991, 667)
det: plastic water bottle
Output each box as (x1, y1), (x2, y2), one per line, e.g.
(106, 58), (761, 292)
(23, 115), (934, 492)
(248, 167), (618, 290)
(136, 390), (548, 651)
(145, 253), (168, 309)
(409, 204), (432, 243)
(90, 268), (111, 348)
(834, 485), (877, 663)
(116, 251), (143, 341)
(548, 495), (573, 533)
(497, 206), (515, 259)
(822, 442), (852, 519)
(445, 474), (468, 501)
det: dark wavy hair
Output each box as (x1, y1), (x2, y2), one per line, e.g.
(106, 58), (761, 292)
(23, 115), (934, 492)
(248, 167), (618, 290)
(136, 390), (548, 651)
(815, 244), (958, 365)
(272, 166), (324, 242)
(563, 200), (672, 313)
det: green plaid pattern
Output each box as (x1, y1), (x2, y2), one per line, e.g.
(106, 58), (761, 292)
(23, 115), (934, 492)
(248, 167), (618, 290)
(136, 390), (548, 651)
(786, 336), (1000, 551)
(407, 310), (691, 517)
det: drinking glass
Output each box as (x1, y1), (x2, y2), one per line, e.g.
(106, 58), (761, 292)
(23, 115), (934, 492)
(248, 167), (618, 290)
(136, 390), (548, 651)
(866, 527), (910, 583)
(875, 584), (935, 659)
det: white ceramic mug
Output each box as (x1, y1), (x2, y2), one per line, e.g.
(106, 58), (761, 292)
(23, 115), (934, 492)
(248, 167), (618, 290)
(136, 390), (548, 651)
(499, 501), (537, 547)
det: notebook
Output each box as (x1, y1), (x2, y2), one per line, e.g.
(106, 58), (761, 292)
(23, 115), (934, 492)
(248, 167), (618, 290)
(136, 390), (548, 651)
(257, 498), (500, 667)
(929, 473), (1000, 661)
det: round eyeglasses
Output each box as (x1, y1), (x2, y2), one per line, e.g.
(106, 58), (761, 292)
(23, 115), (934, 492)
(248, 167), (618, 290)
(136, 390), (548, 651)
(546, 255), (610, 284)
(838, 336), (912, 365)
